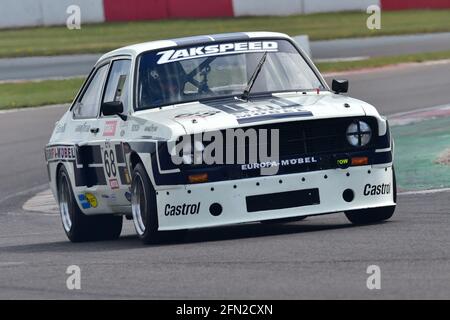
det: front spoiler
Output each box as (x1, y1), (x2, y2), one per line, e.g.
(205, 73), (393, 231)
(156, 165), (395, 231)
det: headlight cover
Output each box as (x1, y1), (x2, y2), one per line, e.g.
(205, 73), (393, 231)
(346, 121), (372, 147)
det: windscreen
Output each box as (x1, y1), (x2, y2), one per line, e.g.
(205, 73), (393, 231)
(136, 39), (324, 110)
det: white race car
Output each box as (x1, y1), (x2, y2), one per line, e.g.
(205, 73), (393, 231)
(46, 32), (396, 244)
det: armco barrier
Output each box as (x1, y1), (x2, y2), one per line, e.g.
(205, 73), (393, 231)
(103, 0), (168, 21)
(232, 0), (303, 16)
(168, 0), (233, 18)
(303, 0), (380, 14)
(1, 0), (450, 29)
(381, 0), (450, 10)
(0, 0), (104, 28)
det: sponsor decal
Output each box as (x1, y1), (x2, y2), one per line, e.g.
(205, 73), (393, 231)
(336, 156), (351, 169)
(241, 156), (318, 171)
(109, 178), (119, 190)
(75, 122), (90, 133)
(55, 123), (66, 134)
(363, 183), (391, 196)
(85, 193), (97, 208)
(103, 120), (117, 137)
(165, 203), (201, 216)
(123, 168), (131, 184)
(78, 193), (97, 209)
(174, 111), (220, 119)
(144, 124), (159, 132)
(131, 124), (140, 132)
(203, 97), (312, 124)
(157, 41), (278, 64)
(125, 192), (131, 202)
(45, 146), (76, 161)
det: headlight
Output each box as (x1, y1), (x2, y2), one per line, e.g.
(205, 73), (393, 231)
(346, 121), (372, 147)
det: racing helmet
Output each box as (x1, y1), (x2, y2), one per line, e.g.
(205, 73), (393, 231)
(140, 60), (184, 106)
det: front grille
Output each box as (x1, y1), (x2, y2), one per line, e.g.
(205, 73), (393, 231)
(223, 116), (378, 161)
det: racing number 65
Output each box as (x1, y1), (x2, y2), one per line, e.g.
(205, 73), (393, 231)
(104, 149), (117, 178)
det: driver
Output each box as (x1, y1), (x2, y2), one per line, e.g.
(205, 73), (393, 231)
(140, 61), (184, 107)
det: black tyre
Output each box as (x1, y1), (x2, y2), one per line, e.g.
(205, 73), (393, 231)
(57, 165), (123, 242)
(345, 167), (397, 225)
(131, 163), (186, 244)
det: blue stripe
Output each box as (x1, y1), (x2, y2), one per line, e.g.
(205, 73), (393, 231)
(237, 112), (313, 124)
(210, 32), (250, 42)
(171, 36), (213, 46)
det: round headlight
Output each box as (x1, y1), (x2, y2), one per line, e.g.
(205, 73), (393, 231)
(346, 121), (372, 147)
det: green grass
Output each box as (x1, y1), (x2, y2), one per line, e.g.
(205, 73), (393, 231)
(0, 78), (84, 109)
(1, 10), (450, 58)
(392, 117), (450, 191)
(2, 49), (450, 110)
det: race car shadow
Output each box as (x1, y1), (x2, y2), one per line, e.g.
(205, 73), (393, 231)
(0, 216), (392, 253)
(181, 219), (390, 245)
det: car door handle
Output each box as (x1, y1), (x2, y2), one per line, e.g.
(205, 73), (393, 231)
(90, 127), (99, 134)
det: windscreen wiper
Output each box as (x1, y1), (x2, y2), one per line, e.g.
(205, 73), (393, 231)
(240, 52), (268, 102)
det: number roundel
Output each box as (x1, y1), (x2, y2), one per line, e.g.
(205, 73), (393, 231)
(104, 149), (117, 178)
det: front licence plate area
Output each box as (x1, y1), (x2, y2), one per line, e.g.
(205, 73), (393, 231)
(246, 188), (320, 213)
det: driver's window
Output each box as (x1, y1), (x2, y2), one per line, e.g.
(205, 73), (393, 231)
(102, 59), (131, 115)
(73, 64), (108, 119)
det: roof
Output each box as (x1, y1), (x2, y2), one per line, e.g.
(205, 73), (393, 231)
(97, 31), (292, 63)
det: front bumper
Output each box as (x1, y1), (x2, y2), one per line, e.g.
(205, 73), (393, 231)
(156, 165), (395, 231)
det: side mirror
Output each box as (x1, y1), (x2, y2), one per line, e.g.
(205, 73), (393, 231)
(332, 79), (349, 94)
(102, 101), (126, 120)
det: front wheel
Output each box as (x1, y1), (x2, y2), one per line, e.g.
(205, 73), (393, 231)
(131, 163), (186, 244)
(57, 165), (122, 242)
(345, 167), (397, 225)
(345, 205), (395, 225)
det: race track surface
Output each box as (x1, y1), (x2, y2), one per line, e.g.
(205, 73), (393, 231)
(2, 32), (450, 81)
(0, 62), (449, 299)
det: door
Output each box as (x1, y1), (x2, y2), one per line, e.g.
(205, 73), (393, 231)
(97, 59), (132, 208)
(70, 63), (109, 194)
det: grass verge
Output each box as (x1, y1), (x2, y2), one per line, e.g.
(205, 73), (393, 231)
(0, 78), (83, 110)
(2, 50), (450, 110)
(1, 10), (450, 58)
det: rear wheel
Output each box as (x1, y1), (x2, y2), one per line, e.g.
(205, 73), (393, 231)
(57, 165), (122, 242)
(345, 167), (397, 225)
(131, 163), (186, 244)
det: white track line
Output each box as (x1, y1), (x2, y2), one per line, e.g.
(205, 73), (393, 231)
(399, 188), (450, 196)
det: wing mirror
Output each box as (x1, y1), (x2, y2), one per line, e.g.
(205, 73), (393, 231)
(332, 79), (349, 94)
(102, 101), (127, 121)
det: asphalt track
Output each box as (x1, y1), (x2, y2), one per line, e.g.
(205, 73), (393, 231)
(2, 32), (450, 81)
(0, 62), (450, 299)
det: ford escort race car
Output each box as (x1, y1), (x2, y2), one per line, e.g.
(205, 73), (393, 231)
(45, 32), (396, 244)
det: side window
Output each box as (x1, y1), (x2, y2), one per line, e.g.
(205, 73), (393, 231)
(102, 60), (132, 114)
(73, 65), (108, 119)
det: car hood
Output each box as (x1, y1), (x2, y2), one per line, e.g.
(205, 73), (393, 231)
(132, 92), (379, 137)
